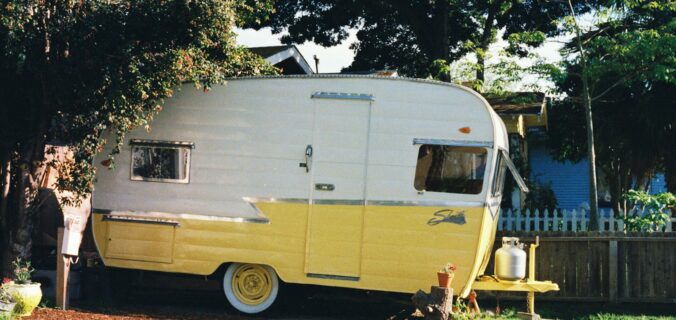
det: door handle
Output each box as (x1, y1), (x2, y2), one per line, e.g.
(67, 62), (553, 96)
(315, 183), (335, 191)
(299, 144), (313, 172)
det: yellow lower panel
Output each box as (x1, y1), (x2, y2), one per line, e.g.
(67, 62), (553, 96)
(92, 203), (498, 297)
(307, 205), (363, 277)
(104, 222), (175, 263)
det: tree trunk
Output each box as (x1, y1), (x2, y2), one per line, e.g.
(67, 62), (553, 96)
(0, 150), (10, 230)
(476, 4), (497, 91)
(3, 68), (52, 272)
(430, 0), (450, 62)
(568, 0), (600, 230)
(412, 286), (453, 320)
(10, 163), (37, 261)
(665, 148), (675, 194)
(0, 149), (11, 266)
(582, 75), (600, 230)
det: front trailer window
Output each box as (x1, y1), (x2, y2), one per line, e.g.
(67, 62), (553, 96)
(414, 145), (487, 194)
(130, 140), (192, 183)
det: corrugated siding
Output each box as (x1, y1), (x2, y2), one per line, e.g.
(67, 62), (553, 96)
(529, 145), (589, 210)
(649, 173), (668, 194)
(528, 146), (667, 210)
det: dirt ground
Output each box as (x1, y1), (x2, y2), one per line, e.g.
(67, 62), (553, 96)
(22, 268), (676, 320)
(25, 282), (419, 320)
(26, 307), (261, 320)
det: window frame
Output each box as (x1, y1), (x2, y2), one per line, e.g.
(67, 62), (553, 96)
(413, 143), (490, 195)
(129, 139), (194, 184)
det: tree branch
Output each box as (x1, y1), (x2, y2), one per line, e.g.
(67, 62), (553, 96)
(590, 67), (649, 101)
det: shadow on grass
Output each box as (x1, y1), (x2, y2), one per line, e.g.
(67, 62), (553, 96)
(71, 268), (674, 320)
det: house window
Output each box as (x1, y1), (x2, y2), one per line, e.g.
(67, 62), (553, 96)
(130, 140), (193, 183)
(414, 145), (487, 194)
(492, 151), (508, 196)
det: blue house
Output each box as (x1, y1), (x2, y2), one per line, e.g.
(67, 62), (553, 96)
(486, 93), (668, 211)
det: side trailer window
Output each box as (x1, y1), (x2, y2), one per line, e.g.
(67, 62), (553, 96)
(414, 145), (487, 194)
(492, 151), (508, 196)
(130, 140), (193, 183)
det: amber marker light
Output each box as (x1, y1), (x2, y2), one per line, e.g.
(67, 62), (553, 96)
(100, 159), (112, 168)
(459, 127), (471, 134)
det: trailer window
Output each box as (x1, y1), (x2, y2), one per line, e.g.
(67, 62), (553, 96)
(492, 151), (508, 196)
(130, 141), (192, 183)
(414, 145), (487, 194)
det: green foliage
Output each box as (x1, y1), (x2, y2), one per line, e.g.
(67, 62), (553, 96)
(0, 1), (278, 207)
(545, 0), (676, 206)
(447, 49), (549, 94)
(524, 181), (559, 213)
(10, 259), (34, 285)
(262, 1), (591, 77)
(622, 190), (674, 232)
(428, 59), (452, 83)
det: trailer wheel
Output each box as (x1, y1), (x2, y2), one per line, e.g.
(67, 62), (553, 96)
(223, 263), (279, 314)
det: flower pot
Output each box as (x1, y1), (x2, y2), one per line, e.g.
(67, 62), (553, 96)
(437, 272), (454, 288)
(6, 283), (41, 316)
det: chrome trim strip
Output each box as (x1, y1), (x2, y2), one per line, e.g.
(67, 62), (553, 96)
(366, 200), (486, 207)
(311, 91), (374, 101)
(307, 273), (360, 282)
(242, 198), (485, 208)
(312, 199), (365, 205)
(413, 138), (493, 148)
(102, 215), (181, 227)
(130, 176), (190, 184)
(92, 209), (269, 224)
(129, 139), (195, 149)
(242, 197), (309, 204)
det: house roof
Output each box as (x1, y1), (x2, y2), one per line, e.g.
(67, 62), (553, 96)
(249, 45), (314, 75)
(485, 92), (546, 115)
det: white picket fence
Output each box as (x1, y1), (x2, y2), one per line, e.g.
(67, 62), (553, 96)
(497, 208), (674, 232)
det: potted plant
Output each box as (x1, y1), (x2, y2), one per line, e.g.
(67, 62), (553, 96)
(437, 263), (457, 288)
(4, 258), (41, 317)
(0, 281), (16, 318)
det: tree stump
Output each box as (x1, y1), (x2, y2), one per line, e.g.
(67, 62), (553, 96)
(412, 286), (453, 320)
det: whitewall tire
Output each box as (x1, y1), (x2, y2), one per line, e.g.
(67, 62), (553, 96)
(223, 263), (280, 314)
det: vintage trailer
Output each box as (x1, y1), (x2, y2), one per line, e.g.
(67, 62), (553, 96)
(91, 75), (527, 313)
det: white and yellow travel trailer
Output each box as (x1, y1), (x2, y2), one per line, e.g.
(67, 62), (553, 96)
(91, 75), (528, 313)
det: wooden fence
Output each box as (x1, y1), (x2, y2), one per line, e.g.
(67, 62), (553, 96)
(497, 209), (674, 232)
(483, 232), (676, 303)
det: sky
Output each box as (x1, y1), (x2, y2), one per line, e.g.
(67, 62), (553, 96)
(235, 27), (567, 91)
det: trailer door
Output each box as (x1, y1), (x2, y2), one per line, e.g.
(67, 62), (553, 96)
(305, 93), (372, 280)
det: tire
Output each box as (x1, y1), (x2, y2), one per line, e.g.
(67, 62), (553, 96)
(222, 263), (280, 314)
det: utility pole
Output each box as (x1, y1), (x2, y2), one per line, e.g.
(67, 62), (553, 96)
(313, 55), (319, 74)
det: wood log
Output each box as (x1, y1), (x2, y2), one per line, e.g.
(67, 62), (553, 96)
(412, 286), (453, 320)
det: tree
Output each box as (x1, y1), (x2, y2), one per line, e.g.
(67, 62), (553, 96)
(259, 0), (591, 82)
(547, 0), (675, 219)
(0, 0), (277, 272)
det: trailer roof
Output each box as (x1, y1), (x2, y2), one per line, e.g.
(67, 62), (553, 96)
(228, 74), (475, 91)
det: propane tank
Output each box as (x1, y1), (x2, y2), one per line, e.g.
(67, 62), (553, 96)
(494, 237), (527, 281)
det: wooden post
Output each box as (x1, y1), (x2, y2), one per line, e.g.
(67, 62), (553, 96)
(608, 239), (618, 302)
(56, 227), (71, 310)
